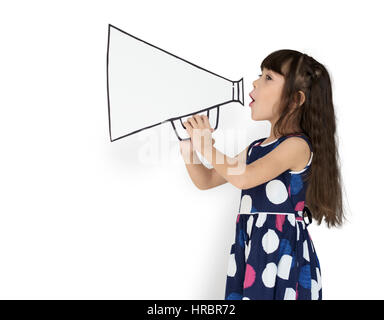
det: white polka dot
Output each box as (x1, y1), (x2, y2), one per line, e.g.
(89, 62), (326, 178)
(265, 179), (288, 204)
(247, 216), (254, 238)
(284, 287), (296, 300)
(303, 240), (310, 262)
(316, 267), (322, 290)
(287, 215), (296, 227)
(262, 262), (277, 288)
(262, 229), (280, 254)
(255, 213), (267, 228)
(245, 240), (252, 262)
(242, 296), (250, 300)
(277, 254), (293, 280)
(239, 195), (252, 213)
(311, 279), (319, 300)
(227, 253), (237, 277)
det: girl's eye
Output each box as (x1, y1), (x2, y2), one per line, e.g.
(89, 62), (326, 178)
(258, 74), (272, 80)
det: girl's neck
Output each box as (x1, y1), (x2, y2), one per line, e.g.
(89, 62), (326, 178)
(266, 124), (303, 143)
(263, 135), (281, 144)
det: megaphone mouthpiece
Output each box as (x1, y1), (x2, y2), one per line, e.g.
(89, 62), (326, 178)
(232, 78), (244, 106)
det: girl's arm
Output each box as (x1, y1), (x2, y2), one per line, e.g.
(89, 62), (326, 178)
(179, 140), (214, 190)
(204, 146), (249, 190)
(205, 137), (310, 190)
(180, 140), (249, 190)
(241, 137), (310, 189)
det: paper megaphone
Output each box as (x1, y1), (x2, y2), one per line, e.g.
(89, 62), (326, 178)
(106, 24), (244, 142)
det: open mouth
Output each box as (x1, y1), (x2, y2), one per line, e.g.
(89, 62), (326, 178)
(249, 94), (255, 107)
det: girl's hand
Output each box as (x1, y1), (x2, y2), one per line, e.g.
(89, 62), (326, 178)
(182, 114), (215, 156)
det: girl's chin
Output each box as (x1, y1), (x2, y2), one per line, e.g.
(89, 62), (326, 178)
(251, 112), (261, 121)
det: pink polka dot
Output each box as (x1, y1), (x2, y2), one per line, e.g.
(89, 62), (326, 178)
(288, 185), (291, 197)
(295, 201), (305, 211)
(237, 214), (240, 223)
(275, 214), (286, 232)
(243, 264), (256, 289)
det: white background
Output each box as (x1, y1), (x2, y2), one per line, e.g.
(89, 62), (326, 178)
(1, 0), (383, 299)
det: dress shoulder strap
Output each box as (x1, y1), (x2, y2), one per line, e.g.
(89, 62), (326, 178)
(248, 137), (267, 150)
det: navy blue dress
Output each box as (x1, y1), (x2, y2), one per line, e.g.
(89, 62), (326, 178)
(224, 134), (322, 300)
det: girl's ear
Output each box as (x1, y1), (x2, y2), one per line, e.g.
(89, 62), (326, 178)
(289, 91), (306, 110)
(298, 90), (306, 107)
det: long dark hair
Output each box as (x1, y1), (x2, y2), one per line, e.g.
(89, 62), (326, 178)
(260, 49), (346, 228)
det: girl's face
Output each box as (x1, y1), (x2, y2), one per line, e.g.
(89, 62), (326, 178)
(249, 68), (286, 122)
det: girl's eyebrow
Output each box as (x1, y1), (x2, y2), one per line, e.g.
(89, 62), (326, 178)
(264, 69), (281, 78)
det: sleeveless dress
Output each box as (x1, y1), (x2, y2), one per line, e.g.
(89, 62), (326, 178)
(224, 134), (322, 300)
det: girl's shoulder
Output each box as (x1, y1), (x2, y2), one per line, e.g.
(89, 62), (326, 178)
(278, 133), (313, 152)
(249, 133), (312, 152)
(277, 133), (313, 174)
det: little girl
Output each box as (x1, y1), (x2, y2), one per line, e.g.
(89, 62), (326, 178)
(179, 49), (345, 300)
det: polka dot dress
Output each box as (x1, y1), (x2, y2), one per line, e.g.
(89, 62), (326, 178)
(224, 134), (322, 300)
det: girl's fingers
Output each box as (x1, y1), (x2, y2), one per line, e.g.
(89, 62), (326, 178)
(187, 116), (198, 128)
(201, 115), (213, 131)
(183, 121), (190, 129)
(183, 121), (192, 137)
(193, 114), (204, 127)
